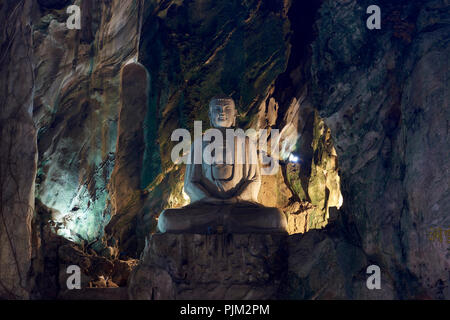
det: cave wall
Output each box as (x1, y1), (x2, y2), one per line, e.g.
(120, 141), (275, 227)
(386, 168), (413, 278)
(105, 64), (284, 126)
(0, 0), (36, 299)
(297, 0), (449, 298)
(33, 0), (141, 245)
(1, 0), (143, 298)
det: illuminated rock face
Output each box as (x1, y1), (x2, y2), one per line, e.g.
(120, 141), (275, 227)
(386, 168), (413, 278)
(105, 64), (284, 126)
(128, 233), (288, 299)
(33, 0), (142, 243)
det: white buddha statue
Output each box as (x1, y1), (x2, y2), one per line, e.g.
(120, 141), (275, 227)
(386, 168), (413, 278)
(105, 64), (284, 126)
(184, 96), (261, 204)
(157, 96), (287, 234)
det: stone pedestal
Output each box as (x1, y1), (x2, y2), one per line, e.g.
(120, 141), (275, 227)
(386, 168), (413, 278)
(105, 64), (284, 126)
(128, 233), (288, 300)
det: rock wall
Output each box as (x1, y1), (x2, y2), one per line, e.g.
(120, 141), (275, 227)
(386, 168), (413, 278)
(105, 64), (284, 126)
(0, 0), (36, 299)
(308, 0), (449, 298)
(1, 0), (143, 299)
(106, 62), (148, 255)
(33, 0), (141, 245)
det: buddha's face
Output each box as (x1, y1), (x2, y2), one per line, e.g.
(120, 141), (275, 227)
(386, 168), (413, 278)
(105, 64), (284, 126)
(209, 98), (236, 128)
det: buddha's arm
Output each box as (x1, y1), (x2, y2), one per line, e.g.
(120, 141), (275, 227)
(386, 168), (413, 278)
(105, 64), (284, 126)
(184, 170), (226, 204)
(234, 137), (261, 202)
(184, 142), (224, 203)
(184, 161), (211, 202)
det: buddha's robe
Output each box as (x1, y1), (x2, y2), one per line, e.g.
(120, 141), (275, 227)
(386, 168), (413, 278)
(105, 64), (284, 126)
(184, 135), (261, 203)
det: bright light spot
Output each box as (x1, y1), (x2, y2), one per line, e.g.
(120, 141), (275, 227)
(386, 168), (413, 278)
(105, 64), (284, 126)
(124, 55), (138, 66)
(289, 154), (299, 163)
(278, 123), (299, 160)
(182, 187), (190, 202)
(337, 193), (344, 209)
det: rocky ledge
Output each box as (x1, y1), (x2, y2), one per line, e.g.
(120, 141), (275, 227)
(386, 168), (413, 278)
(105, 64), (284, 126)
(128, 233), (288, 300)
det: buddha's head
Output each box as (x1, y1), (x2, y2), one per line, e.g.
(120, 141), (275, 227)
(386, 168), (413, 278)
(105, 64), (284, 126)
(209, 95), (237, 128)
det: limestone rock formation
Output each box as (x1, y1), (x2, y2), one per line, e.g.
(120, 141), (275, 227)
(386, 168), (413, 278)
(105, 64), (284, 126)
(106, 62), (149, 255)
(33, 0), (142, 245)
(285, 210), (396, 299)
(309, 0), (450, 299)
(0, 0), (36, 299)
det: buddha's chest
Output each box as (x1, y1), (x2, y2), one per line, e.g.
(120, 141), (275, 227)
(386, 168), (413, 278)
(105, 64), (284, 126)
(202, 141), (244, 182)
